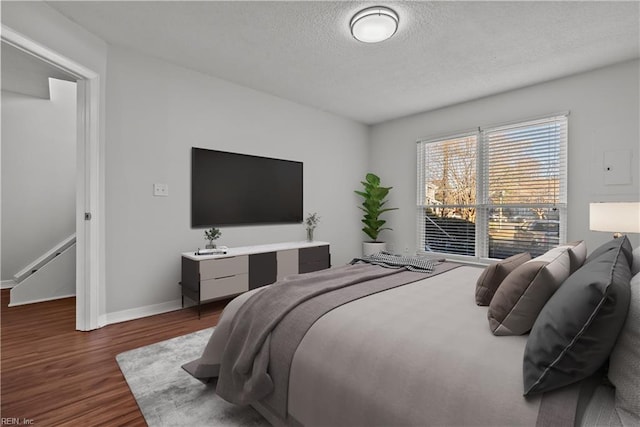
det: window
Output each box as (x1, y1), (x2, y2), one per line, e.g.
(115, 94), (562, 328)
(417, 114), (567, 259)
(418, 133), (478, 256)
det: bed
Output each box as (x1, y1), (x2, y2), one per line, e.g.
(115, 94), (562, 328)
(184, 239), (640, 427)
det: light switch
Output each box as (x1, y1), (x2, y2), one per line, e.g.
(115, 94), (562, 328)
(153, 183), (169, 197)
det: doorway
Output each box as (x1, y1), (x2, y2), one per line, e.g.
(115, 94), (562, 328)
(1, 26), (102, 331)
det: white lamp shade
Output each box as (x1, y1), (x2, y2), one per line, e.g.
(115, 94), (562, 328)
(350, 7), (399, 43)
(589, 202), (640, 233)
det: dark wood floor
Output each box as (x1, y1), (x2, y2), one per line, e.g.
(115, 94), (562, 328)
(0, 289), (229, 426)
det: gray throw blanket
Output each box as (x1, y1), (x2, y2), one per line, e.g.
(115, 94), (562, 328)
(215, 263), (412, 405)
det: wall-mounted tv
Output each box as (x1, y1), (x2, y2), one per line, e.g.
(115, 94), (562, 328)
(191, 147), (303, 227)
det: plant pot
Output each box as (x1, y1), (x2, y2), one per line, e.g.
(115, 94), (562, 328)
(306, 228), (314, 242)
(205, 243), (216, 249)
(362, 241), (386, 257)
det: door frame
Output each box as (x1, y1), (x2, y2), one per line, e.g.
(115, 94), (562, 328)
(2, 25), (102, 331)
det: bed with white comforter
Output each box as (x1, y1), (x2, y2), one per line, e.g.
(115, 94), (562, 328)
(184, 242), (640, 427)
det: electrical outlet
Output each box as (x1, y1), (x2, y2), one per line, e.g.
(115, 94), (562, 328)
(153, 183), (169, 197)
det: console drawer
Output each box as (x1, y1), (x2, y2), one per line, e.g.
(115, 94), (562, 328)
(299, 245), (330, 273)
(200, 255), (248, 280)
(200, 273), (249, 300)
(277, 249), (299, 280)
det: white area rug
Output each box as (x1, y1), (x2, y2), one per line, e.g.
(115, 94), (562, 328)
(116, 328), (269, 427)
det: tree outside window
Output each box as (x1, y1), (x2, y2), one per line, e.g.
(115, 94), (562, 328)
(418, 115), (567, 259)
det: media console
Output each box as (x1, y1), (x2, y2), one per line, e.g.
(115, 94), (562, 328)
(180, 241), (330, 316)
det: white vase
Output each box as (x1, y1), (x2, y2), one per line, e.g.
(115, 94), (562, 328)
(362, 241), (386, 257)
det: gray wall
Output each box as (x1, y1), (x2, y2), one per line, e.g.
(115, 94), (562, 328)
(104, 46), (369, 313)
(369, 60), (640, 256)
(1, 79), (77, 280)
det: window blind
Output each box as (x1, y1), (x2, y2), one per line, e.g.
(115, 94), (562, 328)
(417, 133), (478, 257)
(417, 114), (568, 259)
(481, 115), (567, 258)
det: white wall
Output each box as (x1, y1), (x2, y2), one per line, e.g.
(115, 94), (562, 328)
(1, 2), (108, 76)
(4, 2), (637, 322)
(1, 79), (77, 280)
(2, 3), (368, 320)
(2, 1), (109, 317)
(105, 46), (369, 313)
(370, 60), (640, 256)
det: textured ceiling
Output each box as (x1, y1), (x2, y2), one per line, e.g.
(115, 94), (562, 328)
(47, 1), (640, 124)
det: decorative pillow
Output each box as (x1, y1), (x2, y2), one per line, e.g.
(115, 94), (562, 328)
(632, 246), (640, 276)
(488, 246), (571, 336)
(559, 240), (587, 274)
(475, 252), (531, 306)
(585, 236), (633, 266)
(523, 240), (632, 395)
(608, 271), (640, 424)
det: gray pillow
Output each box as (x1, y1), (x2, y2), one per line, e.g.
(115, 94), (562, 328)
(586, 236), (633, 266)
(562, 240), (587, 274)
(523, 238), (632, 395)
(475, 252), (531, 306)
(608, 271), (640, 424)
(488, 247), (570, 336)
(632, 246), (640, 276)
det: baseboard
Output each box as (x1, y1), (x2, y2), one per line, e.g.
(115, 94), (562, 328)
(8, 293), (76, 307)
(1, 280), (16, 289)
(103, 299), (183, 326)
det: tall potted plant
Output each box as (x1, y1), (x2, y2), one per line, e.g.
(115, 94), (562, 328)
(355, 173), (398, 256)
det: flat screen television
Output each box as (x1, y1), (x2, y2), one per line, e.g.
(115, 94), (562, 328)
(191, 147), (303, 227)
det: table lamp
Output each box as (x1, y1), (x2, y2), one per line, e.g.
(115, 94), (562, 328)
(589, 202), (640, 238)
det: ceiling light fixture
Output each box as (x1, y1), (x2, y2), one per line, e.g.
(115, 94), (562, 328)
(350, 6), (399, 43)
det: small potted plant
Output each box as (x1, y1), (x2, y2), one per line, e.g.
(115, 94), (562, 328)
(204, 227), (222, 249)
(305, 213), (320, 241)
(355, 173), (397, 255)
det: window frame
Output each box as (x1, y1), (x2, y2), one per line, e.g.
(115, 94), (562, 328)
(416, 113), (568, 262)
